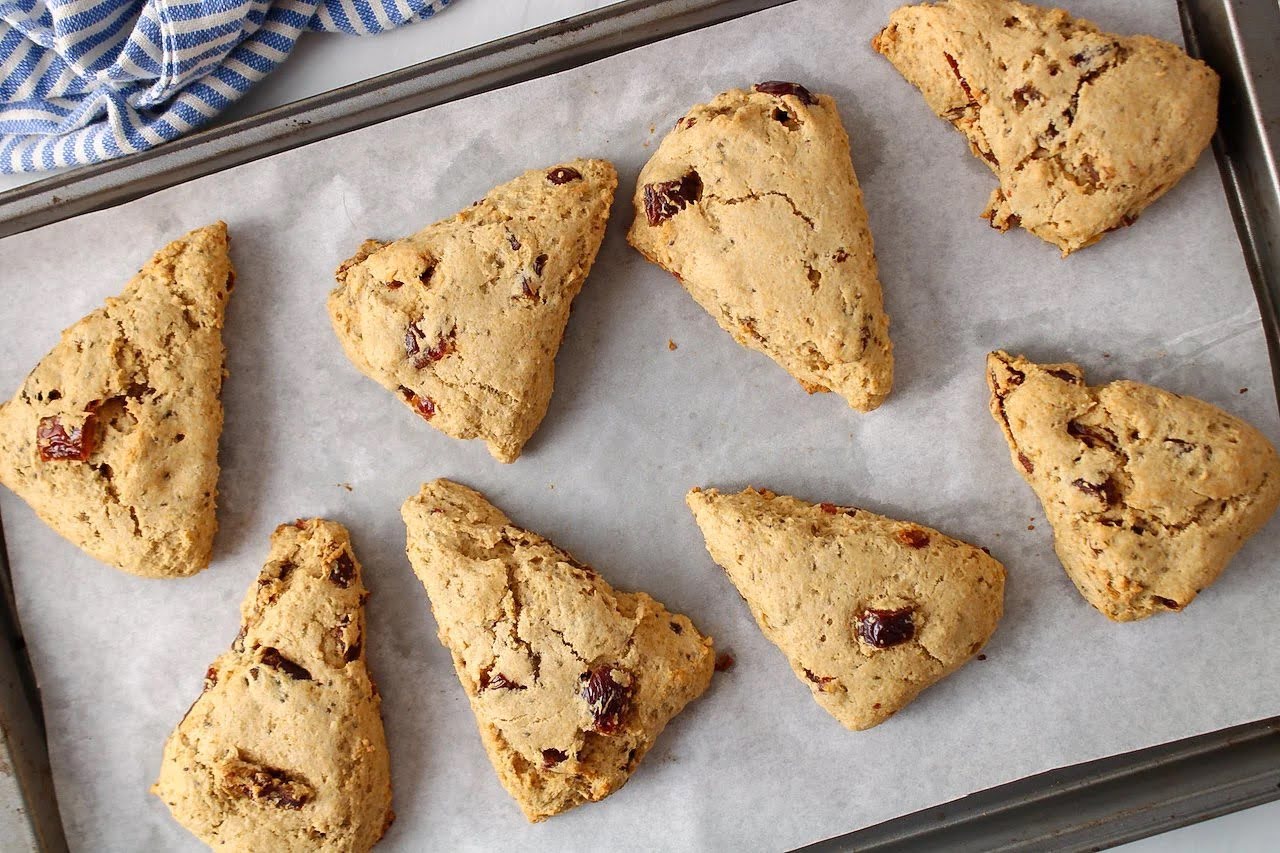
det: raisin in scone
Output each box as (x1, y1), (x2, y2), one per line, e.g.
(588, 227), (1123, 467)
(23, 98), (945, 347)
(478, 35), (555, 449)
(0, 223), (233, 578)
(687, 487), (1003, 730)
(329, 160), (616, 463)
(153, 519), (393, 851)
(873, 0), (1219, 255)
(627, 83), (893, 412)
(402, 479), (714, 821)
(988, 351), (1280, 621)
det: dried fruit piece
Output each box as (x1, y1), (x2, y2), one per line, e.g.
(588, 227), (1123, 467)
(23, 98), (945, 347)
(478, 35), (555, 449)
(643, 171), (703, 226)
(541, 748), (568, 768)
(260, 647), (313, 681)
(896, 527), (930, 548)
(329, 552), (356, 588)
(1071, 478), (1116, 504)
(580, 667), (630, 734)
(547, 167), (582, 184)
(406, 324), (457, 368)
(1067, 420), (1118, 451)
(479, 669), (525, 692)
(399, 387), (436, 421)
(753, 80), (817, 105)
(36, 413), (96, 461)
(856, 607), (916, 649)
(804, 668), (835, 686)
(218, 756), (313, 810)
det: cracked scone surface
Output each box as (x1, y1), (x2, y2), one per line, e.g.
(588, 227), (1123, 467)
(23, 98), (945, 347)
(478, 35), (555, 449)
(153, 519), (393, 851)
(0, 222), (233, 578)
(988, 351), (1280, 621)
(402, 479), (714, 821)
(873, 0), (1219, 254)
(626, 83), (893, 412)
(328, 160), (617, 463)
(687, 487), (1003, 730)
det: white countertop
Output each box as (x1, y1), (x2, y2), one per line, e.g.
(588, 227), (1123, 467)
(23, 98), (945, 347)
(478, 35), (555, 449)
(2, 0), (1276, 847)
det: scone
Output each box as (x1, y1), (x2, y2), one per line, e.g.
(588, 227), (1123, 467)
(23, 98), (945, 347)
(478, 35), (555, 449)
(687, 486), (1004, 730)
(988, 351), (1280, 620)
(873, 0), (1219, 254)
(627, 83), (893, 412)
(0, 223), (233, 578)
(402, 479), (714, 821)
(328, 160), (617, 463)
(153, 519), (393, 851)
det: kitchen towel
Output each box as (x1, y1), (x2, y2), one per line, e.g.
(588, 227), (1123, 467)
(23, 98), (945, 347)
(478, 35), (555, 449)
(0, 0), (452, 173)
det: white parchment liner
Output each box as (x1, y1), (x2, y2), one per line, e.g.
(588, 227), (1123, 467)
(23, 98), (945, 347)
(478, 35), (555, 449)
(0, 0), (1276, 849)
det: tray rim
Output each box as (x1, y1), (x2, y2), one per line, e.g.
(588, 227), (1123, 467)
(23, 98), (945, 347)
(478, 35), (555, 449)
(0, 0), (1276, 850)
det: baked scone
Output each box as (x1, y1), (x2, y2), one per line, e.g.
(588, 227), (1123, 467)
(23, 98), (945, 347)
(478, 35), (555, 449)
(0, 223), (233, 578)
(153, 519), (393, 851)
(627, 83), (893, 412)
(328, 160), (617, 463)
(687, 486), (1004, 730)
(873, 0), (1219, 254)
(402, 479), (714, 821)
(988, 351), (1280, 621)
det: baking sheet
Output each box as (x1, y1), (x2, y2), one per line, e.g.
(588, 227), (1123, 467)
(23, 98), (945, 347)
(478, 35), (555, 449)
(1, 0), (1277, 849)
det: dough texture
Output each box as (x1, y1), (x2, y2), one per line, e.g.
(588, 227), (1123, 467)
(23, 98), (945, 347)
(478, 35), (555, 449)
(0, 222), (233, 577)
(402, 479), (715, 821)
(687, 486), (1004, 730)
(874, 0), (1219, 254)
(627, 84), (893, 411)
(329, 160), (617, 463)
(988, 351), (1280, 620)
(153, 519), (393, 851)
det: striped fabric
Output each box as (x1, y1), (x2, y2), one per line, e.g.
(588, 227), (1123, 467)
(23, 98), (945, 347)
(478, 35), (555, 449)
(0, 0), (452, 173)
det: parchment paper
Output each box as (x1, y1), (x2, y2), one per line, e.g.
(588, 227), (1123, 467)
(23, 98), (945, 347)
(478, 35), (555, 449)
(1, 1), (1277, 849)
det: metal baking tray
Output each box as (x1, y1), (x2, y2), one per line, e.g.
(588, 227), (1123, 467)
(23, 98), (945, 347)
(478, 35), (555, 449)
(0, 0), (1276, 850)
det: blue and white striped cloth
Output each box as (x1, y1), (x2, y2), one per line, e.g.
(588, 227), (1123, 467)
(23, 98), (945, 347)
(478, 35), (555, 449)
(0, 0), (451, 173)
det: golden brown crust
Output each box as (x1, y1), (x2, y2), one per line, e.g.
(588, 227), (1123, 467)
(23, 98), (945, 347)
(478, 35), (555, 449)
(0, 222), (233, 577)
(874, 0), (1219, 254)
(987, 351), (1280, 619)
(687, 486), (1004, 730)
(627, 86), (893, 411)
(402, 479), (714, 821)
(153, 519), (393, 851)
(328, 160), (617, 463)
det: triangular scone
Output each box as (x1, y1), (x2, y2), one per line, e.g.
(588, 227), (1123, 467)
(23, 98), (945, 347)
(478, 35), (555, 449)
(402, 479), (714, 821)
(626, 84), (893, 412)
(153, 519), (393, 851)
(687, 487), (1004, 730)
(328, 160), (617, 463)
(0, 223), (233, 578)
(987, 351), (1280, 621)
(873, 0), (1218, 255)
